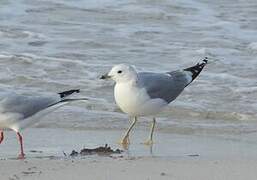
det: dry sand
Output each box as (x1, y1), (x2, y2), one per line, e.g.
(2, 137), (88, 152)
(2, 157), (257, 180)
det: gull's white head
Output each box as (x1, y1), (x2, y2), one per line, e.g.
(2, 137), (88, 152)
(101, 64), (137, 83)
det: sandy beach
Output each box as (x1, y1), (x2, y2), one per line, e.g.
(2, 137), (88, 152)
(1, 128), (257, 180)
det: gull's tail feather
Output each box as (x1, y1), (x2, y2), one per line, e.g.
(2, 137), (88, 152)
(48, 98), (88, 108)
(59, 98), (88, 103)
(184, 57), (208, 83)
(58, 89), (80, 98)
(54, 89), (87, 108)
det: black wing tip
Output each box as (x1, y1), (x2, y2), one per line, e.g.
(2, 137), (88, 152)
(58, 89), (80, 98)
(196, 57), (208, 66)
(184, 57), (208, 81)
(202, 57), (208, 64)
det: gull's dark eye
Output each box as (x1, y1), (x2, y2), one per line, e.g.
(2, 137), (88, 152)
(117, 70), (122, 74)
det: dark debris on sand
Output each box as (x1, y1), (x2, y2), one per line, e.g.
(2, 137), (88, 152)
(69, 144), (123, 157)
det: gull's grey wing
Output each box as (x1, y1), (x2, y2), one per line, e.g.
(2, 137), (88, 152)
(137, 58), (208, 103)
(0, 94), (60, 119)
(138, 71), (190, 103)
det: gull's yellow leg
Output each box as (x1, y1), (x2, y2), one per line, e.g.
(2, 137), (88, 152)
(144, 118), (156, 145)
(119, 117), (137, 145)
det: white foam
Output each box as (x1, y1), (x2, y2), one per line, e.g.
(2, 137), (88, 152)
(22, 31), (46, 39)
(0, 54), (13, 59)
(248, 42), (257, 51)
(233, 87), (257, 93)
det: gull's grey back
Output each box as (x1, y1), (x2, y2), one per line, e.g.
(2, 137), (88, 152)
(138, 71), (189, 103)
(0, 94), (59, 119)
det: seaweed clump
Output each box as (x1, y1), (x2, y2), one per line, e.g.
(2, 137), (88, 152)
(69, 144), (123, 157)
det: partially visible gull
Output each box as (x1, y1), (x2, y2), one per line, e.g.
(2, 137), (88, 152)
(0, 89), (87, 159)
(100, 58), (208, 146)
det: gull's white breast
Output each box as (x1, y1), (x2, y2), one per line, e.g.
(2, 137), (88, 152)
(114, 81), (167, 116)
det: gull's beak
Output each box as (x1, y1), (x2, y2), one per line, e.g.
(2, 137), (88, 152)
(100, 73), (111, 80)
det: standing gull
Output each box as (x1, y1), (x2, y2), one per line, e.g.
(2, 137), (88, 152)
(100, 58), (208, 145)
(0, 89), (87, 159)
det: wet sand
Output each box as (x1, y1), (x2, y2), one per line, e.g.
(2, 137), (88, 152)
(1, 128), (257, 159)
(1, 128), (257, 179)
